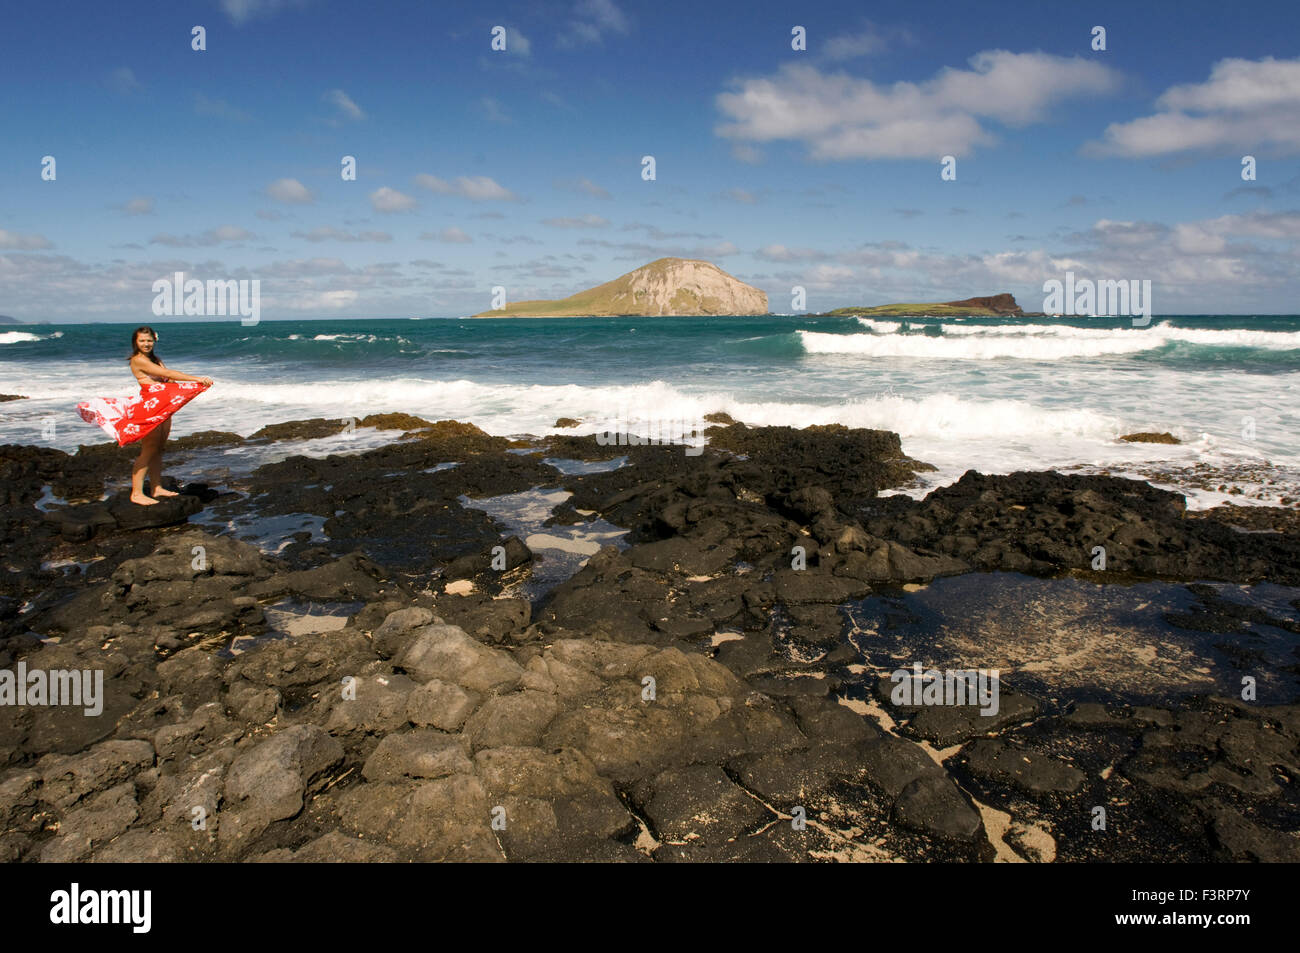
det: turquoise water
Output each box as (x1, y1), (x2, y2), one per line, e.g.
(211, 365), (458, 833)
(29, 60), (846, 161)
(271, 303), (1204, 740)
(3, 314), (1298, 505)
(7, 313), (1300, 377)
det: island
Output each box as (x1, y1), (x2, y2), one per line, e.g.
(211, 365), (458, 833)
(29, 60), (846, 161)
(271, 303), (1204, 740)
(818, 293), (1039, 318)
(0, 315), (22, 324)
(472, 257), (768, 317)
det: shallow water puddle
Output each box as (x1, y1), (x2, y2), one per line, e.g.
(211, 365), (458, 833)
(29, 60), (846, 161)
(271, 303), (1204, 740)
(40, 556), (106, 575)
(458, 485), (629, 600)
(190, 501), (327, 555)
(34, 485), (69, 512)
(421, 461), (459, 475)
(844, 572), (1300, 708)
(223, 597), (362, 657)
(542, 455), (628, 475)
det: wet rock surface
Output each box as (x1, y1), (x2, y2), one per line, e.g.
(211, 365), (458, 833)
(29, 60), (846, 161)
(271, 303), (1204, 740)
(858, 469), (1300, 584)
(1, 418), (1297, 862)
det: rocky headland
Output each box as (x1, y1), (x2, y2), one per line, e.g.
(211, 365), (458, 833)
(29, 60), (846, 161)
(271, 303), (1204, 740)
(822, 293), (1037, 318)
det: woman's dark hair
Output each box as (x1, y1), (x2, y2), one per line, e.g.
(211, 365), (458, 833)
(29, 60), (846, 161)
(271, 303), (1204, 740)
(128, 325), (163, 367)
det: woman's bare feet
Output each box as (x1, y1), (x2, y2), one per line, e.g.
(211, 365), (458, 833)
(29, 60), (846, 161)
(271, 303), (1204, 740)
(151, 486), (179, 498)
(130, 492), (159, 506)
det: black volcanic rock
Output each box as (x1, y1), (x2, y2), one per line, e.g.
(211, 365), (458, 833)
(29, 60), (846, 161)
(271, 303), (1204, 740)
(108, 492), (203, 530)
(857, 469), (1300, 584)
(3, 416), (1299, 864)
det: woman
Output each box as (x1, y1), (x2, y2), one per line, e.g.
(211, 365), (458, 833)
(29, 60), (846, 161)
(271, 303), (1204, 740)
(77, 326), (214, 506)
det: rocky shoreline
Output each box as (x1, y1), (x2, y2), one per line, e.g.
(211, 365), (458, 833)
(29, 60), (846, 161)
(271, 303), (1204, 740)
(1, 416), (1298, 862)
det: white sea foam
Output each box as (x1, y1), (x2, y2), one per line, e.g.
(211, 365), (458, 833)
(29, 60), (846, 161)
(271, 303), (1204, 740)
(939, 323), (1300, 348)
(831, 321), (1300, 354)
(939, 323), (1086, 336)
(0, 331), (61, 344)
(800, 328), (1161, 359)
(285, 332), (409, 344)
(855, 318), (903, 333)
(14, 342), (1300, 511)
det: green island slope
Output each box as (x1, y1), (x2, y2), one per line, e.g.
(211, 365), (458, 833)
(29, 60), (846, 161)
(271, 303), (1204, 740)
(819, 293), (1037, 318)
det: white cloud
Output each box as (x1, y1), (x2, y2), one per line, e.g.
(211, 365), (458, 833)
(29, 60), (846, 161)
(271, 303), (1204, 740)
(122, 197), (154, 216)
(1083, 219), (1170, 246)
(1090, 57), (1300, 157)
(506, 27), (531, 55)
(807, 264), (856, 283)
(369, 187), (417, 213)
(824, 29), (888, 61)
(266, 178), (315, 204)
(559, 0), (630, 47)
(555, 177), (611, 199)
(220, 0), (311, 25)
(576, 238), (738, 259)
(1204, 210), (1300, 238)
(0, 229), (53, 250)
(1172, 223), (1227, 255)
(756, 244), (827, 262)
(414, 174), (516, 201)
(747, 203), (1300, 309)
(279, 289), (359, 310)
(324, 89), (365, 120)
(716, 52), (1121, 159)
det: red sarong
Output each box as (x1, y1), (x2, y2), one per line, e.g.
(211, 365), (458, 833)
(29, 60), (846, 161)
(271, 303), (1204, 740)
(77, 380), (211, 447)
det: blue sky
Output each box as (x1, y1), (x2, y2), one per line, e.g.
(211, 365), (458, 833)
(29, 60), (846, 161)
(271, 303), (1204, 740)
(2, 0), (1299, 320)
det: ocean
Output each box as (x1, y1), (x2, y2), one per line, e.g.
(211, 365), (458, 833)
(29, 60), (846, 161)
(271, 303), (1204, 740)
(3, 313), (1298, 508)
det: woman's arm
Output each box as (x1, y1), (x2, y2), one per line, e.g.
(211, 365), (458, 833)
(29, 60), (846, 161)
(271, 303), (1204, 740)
(132, 356), (213, 384)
